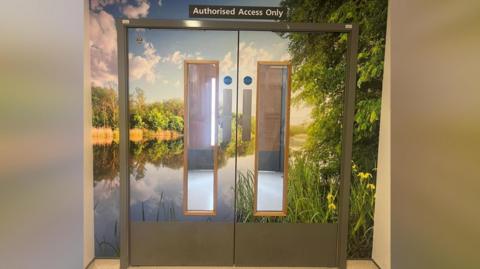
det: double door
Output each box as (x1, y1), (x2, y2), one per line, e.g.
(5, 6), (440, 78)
(119, 23), (356, 268)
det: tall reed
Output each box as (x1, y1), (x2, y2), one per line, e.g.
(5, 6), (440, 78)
(347, 164), (376, 258)
(235, 152), (376, 258)
(235, 152), (338, 223)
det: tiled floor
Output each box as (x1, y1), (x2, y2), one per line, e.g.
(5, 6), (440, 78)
(185, 170), (285, 212)
(89, 259), (379, 269)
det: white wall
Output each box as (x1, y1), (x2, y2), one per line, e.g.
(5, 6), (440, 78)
(0, 2), (86, 269)
(390, 1), (480, 268)
(372, 5), (391, 269)
(84, 0), (95, 267)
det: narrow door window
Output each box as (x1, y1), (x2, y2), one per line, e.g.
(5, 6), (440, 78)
(184, 60), (219, 215)
(254, 62), (291, 216)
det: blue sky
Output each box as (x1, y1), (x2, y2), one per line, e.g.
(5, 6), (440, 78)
(127, 29), (290, 101)
(128, 29), (237, 101)
(89, 0), (311, 124)
(89, 0), (284, 89)
(95, 0), (283, 20)
(126, 28), (302, 121)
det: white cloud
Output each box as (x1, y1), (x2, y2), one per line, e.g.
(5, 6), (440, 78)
(89, 10), (118, 88)
(90, 0), (127, 12)
(238, 41), (274, 88)
(122, 0), (150, 19)
(239, 41), (273, 69)
(129, 42), (161, 83)
(89, 1), (153, 89)
(162, 50), (188, 69)
(129, 177), (162, 203)
(170, 51), (186, 65)
(129, 170), (182, 206)
(220, 51), (234, 75)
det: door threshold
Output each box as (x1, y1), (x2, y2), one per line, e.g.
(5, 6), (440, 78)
(89, 259), (379, 269)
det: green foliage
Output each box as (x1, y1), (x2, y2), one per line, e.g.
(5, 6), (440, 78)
(348, 164), (376, 258)
(92, 86), (119, 128)
(167, 115), (184, 133)
(92, 86), (184, 134)
(92, 86), (184, 133)
(236, 151), (339, 224)
(281, 0), (387, 257)
(236, 158), (377, 258)
(129, 139), (184, 177)
(129, 88), (184, 132)
(144, 108), (168, 130)
(281, 0), (387, 173)
(131, 113), (146, 129)
(225, 114), (255, 157)
(93, 142), (119, 181)
(355, 98), (381, 138)
(235, 170), (255, 222)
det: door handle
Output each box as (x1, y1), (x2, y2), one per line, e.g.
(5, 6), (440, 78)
(242, 89), (252, 141)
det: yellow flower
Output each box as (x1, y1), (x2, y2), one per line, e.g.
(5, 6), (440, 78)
(352, 163), (358, 171)
(367, 183), (376, 190)
(328, 203), (336, 210)
(327, 193), (334, 202)
(357, 172), (372, 181)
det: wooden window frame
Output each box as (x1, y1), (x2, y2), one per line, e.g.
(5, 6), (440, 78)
(253, 61), (292, 217)
(183, 59), (219, 216)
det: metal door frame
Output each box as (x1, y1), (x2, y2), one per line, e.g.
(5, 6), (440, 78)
(116, 19), (358, 269)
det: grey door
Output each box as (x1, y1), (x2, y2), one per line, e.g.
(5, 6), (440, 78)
(126, 29), (238, 266)
(233, 32), (338, 266)
(118, 20), (358, 269)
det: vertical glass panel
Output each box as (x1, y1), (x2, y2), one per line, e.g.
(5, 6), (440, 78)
(184, 61), (218, 215)
(255, 62), (290, 215)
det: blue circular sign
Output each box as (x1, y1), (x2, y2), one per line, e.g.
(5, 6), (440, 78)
(243, 76), (253, 85)
(223, 76), (232, 85)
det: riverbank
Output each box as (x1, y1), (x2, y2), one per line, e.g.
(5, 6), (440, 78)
(92, 128), (182, 145)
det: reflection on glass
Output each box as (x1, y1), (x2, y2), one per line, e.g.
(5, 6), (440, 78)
(242, 89), (252, 141)
(184, 60), (219, 215)
(254, 62), (290, 216)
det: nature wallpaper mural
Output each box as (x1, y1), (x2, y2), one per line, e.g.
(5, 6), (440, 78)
(89, 0), (387, 259)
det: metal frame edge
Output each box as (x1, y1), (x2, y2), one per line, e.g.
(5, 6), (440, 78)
(337, 24), (359, 269)
(116, 19), (130, 269)
(116, 19), (359, 269)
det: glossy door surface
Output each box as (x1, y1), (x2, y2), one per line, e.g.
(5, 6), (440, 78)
(124, 27), (348, 267)
(234, 31), (345, 266)
(127, 29), (237, 266)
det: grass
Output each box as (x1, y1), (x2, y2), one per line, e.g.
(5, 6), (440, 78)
(235, 152), (376, 258)
(236, 152), (338, 223)
(347, 165), (376, 258)
(235, 170), (256, 222)
(139, 192), (177, 222)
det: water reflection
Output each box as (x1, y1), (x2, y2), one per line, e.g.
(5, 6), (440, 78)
(129, 138), (237, 222)
(93, 137), (242, 256)
(93, 142), (119, 257)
